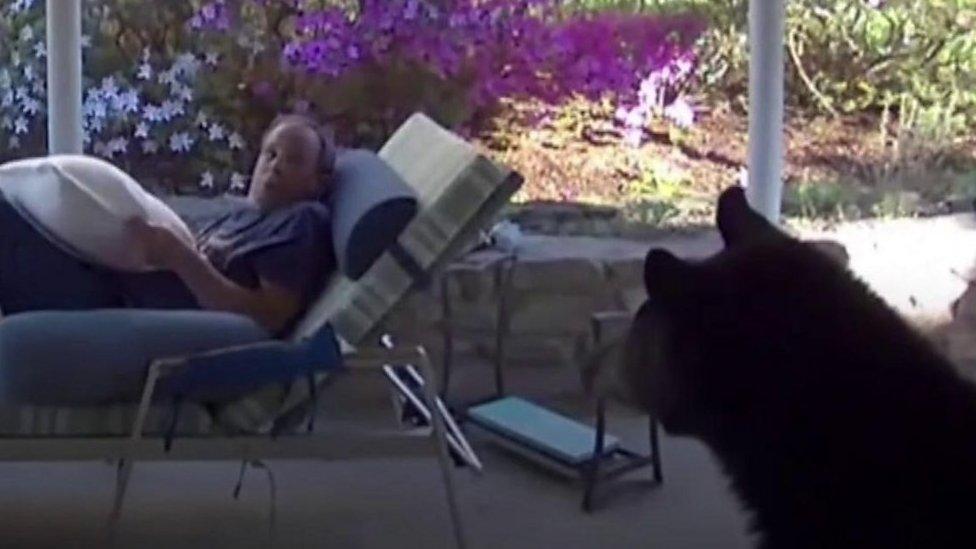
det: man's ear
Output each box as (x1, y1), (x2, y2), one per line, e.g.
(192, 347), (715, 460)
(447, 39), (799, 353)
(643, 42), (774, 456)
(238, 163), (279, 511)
(716, 186), (780, 248)
(644, 248), (694, 300)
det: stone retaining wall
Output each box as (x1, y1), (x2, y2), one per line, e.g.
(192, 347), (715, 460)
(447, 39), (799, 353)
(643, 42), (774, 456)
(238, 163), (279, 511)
(379, 234), (716, 372)
(380, 214), (976, 388)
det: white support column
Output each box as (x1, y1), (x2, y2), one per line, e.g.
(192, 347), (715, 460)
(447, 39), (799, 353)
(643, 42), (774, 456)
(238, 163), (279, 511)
(746, 0), (786, 222)
(46, 0), (84, 155)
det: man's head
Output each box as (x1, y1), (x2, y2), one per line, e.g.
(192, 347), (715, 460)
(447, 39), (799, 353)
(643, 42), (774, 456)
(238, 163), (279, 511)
(248, 113), (337, 210)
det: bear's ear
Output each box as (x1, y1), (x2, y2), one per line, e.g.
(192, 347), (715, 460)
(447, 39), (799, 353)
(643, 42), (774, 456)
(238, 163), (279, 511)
(644, 248), (694, 299)
(716, 186), (778, 248)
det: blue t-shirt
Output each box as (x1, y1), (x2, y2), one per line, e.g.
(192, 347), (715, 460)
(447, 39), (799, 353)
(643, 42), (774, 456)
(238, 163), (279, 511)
(194, 197), (334, 298)
(119, 196), (336, 324)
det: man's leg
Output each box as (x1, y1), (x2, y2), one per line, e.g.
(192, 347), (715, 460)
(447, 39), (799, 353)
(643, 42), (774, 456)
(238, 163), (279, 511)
(0, 198), (124, 314)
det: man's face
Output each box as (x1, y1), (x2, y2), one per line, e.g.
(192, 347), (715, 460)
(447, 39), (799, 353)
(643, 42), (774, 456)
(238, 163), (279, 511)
(248, 122), (322, 210)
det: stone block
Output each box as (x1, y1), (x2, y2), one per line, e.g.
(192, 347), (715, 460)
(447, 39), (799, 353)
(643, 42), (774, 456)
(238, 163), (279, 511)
(443, 266), (498, 302)
(387, 291), (443, 328)
(619, 286), (647, 313)
(508, 257), (608, 293)
(507, 294), (617, 335)
(605, 257), (644, 288)
(476, 333), (583, 369)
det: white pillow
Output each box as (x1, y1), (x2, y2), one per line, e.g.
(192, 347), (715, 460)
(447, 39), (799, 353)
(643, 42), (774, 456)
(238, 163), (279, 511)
(0, 155), (195, 273)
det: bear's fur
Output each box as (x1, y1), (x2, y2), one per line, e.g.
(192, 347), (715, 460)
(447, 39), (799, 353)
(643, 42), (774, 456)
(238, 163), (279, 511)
(623, 187), (976, 548)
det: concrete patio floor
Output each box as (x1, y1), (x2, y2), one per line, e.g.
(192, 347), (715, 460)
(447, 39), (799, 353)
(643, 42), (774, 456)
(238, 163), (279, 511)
(0, 363), (754, 549)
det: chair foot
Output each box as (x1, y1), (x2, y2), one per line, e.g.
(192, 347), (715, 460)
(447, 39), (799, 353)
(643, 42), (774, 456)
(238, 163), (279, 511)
(650, 418), (663, 483)
(582, 467), (599, 513)
(106, 459), (134, 545)
(418, 356), (467, 549)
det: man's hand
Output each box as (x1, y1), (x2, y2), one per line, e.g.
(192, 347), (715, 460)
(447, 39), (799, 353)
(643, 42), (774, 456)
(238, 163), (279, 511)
(125, 217), (196, 272)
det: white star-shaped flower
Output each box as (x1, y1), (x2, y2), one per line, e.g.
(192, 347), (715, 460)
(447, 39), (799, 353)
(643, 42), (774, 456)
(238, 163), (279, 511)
(228, 132), (245, 150)
(33, 41), (46, 58)
(195, 112), (209, 128)
(229, 172), (248, 192)
(21, 97), (40, 115)
(116, 89), (140, 114)
(205, 51), (220, 66)
(173, 53), (200, 77)
(134, 122), (150, 139)
(108, 137), (128, 157)
(169, 132), (194, 153)
(157, 69), (175, 86)
(90, 100), (107, 120)
(8, 136), (20, 149)
(11, 0), (34, 14)
(199, 171), (215, 189)
(142, 104), (163, 123)
(136, 63), (153, 81)
(208, 123), (226, 141)
(13, 117), (29, 134)
(161, 99), (185, 120)
(175, 85), (194, 103)
(100, 76), (118, 96)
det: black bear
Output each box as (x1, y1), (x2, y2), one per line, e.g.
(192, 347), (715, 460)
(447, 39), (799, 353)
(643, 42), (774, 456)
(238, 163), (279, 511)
(623, 187), (976, 548)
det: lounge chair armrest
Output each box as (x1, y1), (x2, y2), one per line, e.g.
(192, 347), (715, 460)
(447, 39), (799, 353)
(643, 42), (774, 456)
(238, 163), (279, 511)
(144, 332), (342, 404)
(148, 340), (283, 378)
(125, 334), (342, 440)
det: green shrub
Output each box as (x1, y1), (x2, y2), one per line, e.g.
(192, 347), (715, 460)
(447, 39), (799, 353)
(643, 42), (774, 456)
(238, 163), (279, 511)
(871, 190), (920, 219)
(692, 0), (976, 130)
(784, 181), (860, 220)
(624, 199), (681, 225)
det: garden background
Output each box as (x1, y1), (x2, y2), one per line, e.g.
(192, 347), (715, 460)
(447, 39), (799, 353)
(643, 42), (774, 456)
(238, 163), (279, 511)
(2, 0), (975, 230)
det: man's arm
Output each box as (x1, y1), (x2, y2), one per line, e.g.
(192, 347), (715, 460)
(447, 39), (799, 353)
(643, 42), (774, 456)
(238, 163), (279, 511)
(127, 218), (302, 334)
(170, 247), (303, 334)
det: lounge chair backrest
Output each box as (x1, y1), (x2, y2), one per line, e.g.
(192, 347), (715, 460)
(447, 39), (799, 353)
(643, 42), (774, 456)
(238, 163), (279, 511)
(289, 113), (522, 347)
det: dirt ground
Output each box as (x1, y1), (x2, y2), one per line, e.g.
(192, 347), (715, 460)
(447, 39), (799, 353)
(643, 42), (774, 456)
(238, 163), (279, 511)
(477, 99), (976, 225)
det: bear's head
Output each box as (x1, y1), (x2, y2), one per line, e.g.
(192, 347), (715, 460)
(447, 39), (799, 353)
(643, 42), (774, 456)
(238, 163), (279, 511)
(623, 187), (861, 438)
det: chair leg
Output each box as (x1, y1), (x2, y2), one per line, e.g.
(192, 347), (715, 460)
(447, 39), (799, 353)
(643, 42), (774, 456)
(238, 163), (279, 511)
(493, 257), (517, 398)
(440, 275), (455, 400)
(582, 458), (600, 513)
(418, 351), (467, 549)
(107, 458), (134, 543)
(582, 397), (608, 512)
(650, 417), (663, 483)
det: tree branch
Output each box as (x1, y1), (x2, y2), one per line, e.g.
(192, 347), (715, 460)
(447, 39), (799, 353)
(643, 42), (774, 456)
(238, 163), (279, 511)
(787, 28), (839, 118)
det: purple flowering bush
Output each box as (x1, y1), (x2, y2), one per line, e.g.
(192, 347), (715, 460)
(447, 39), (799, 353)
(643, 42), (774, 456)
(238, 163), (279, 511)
(0, 0), (705, 194)
(272, 0), (705, 146)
